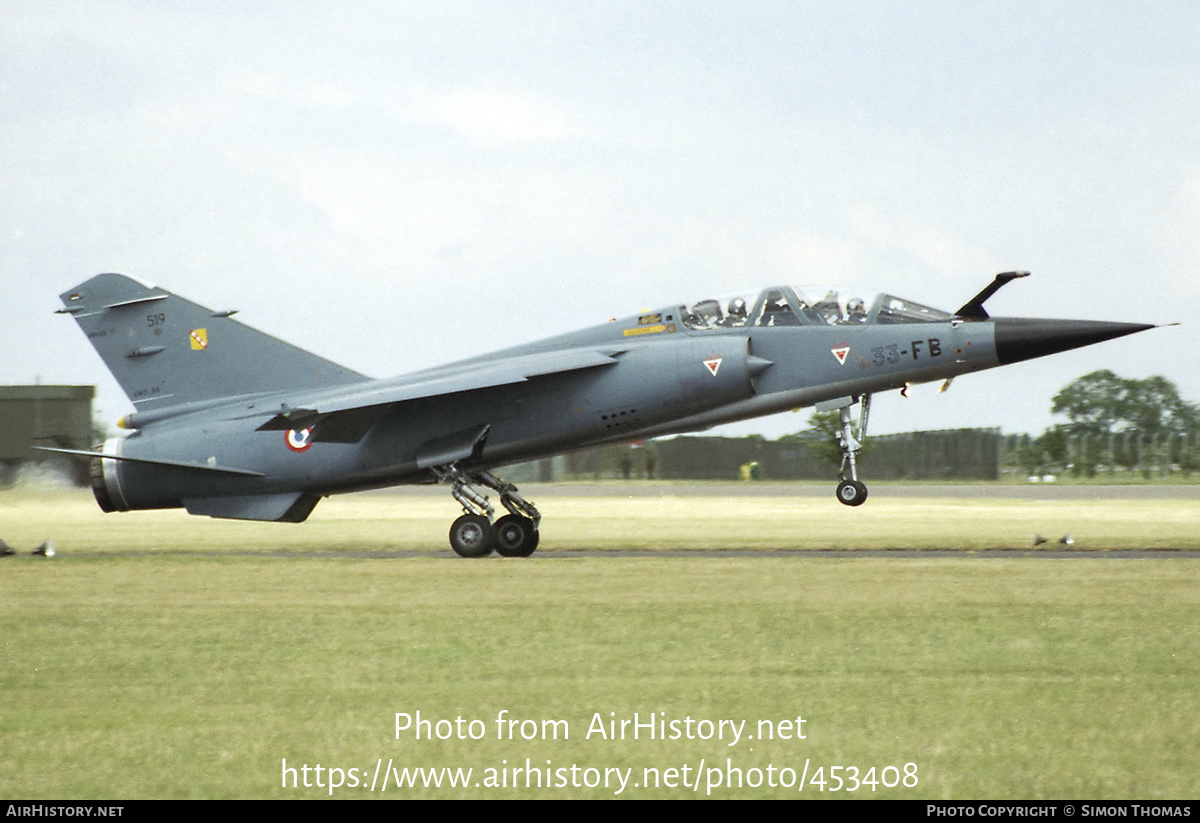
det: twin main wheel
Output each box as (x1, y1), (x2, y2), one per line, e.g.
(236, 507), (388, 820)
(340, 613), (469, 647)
(493, 514), (540, 557)
(449, 513), (539, 558)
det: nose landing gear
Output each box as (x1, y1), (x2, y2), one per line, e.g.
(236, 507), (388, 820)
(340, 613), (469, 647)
(820, 394), (871, 507)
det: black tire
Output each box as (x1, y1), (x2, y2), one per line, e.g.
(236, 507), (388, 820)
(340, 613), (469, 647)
(836, 480), (868, 507)
(494, 514), (539, 557)
(449, 514), (494, 557)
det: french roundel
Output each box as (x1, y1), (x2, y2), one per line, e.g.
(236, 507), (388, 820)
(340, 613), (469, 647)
(285, 427), (315, 453)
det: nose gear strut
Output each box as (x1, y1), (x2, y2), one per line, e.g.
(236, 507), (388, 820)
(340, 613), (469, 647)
(823, 394), (871, 507)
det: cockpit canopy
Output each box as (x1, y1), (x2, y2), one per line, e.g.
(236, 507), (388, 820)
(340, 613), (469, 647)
(679, 286), (953, 330)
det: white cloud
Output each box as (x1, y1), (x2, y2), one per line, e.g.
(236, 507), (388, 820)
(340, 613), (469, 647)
(415, 87), (581, 144)
(773, 231), (868, 284)
(1159, 170), (1200, 295)
(230, 71), (361, 109)
(846, 204), (999, 280)
(274, 150), (610, 271)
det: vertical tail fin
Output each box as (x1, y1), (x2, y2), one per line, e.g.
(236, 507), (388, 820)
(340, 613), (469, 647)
(58, 273), (367, 413)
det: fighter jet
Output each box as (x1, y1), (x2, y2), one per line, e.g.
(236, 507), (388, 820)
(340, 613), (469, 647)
(45, 271), (1154, 557)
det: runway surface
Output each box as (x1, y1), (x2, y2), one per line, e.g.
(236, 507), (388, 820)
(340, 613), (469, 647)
(91, 547), (1200, 560)
(365, 481), (1200, 501)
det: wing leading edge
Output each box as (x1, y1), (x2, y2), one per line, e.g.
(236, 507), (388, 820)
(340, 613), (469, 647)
(252, 346), (624, 436)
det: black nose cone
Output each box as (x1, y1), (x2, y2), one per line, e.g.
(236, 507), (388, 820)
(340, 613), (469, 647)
(993, 318), (1156, 365)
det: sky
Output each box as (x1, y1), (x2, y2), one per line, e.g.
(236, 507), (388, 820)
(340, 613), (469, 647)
(3, 1), (1198, 439)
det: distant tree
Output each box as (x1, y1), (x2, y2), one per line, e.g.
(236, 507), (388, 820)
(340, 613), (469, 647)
(1010, 434), (1043, 476)
(1039, 426), (1070, 468)
(787, 410), (872, 468)
(803, 410), (844, 467)
(1010, 428), (1070, 476)
(1050, 372), (1200, 474)
(1123, 375), (1200, 439)
(1052, 371), (1200, 438)
(1050, 370), (1129, 437)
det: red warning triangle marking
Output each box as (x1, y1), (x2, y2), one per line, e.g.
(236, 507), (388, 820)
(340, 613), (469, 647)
(703, 356), (723, 377)
(831, 346), (850, 366)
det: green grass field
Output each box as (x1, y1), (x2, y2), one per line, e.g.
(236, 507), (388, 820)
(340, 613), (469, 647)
(5, 484), (1200, 553)
(2, 487), (1198, 799)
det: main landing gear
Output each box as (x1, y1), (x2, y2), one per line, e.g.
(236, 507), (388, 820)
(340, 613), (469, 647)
(823, 394), (871, 507)
(434, 467), (541, 558)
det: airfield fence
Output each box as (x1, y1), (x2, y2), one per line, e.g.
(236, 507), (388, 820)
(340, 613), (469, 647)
(546, 428), (1005, 482)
